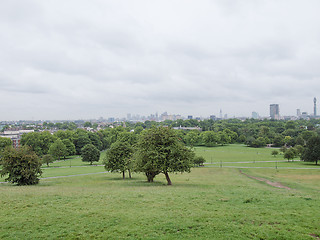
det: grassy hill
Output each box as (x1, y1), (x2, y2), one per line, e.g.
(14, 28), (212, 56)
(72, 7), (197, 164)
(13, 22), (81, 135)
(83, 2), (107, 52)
(0, 145), (319, 239)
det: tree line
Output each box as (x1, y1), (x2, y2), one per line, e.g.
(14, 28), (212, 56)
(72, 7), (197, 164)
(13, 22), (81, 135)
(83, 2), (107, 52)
(0, 127), (196, 186)
(1, 118), (320, 185)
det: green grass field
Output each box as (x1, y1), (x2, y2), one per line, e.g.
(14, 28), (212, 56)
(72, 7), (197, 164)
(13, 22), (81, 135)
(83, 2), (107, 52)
(194, 144), (289, 163)
(1, 145), (319, 239)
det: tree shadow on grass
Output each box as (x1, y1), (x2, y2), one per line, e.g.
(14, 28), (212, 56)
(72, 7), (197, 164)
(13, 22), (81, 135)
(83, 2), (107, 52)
(300, 162), (320, 167)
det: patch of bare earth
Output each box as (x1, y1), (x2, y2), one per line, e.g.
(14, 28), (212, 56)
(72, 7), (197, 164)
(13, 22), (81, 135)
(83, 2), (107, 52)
(239, 170), (292, 190)
(310, 234), (320, 239)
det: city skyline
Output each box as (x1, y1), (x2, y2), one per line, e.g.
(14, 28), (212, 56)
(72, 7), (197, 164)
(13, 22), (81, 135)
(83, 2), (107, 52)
(1, 1), (320, 121)
(1, 97), (318, 122)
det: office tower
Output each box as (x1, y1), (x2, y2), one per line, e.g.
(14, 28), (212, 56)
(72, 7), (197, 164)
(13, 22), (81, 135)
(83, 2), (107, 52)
(252, 112), (259, 119)
(314, 97), (317, 116)
(270, 104), (280, 120)
(297, 109), (301, 117)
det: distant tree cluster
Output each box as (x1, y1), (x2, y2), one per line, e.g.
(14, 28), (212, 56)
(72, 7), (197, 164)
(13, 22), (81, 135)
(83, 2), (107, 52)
(145, 118), (320, 149)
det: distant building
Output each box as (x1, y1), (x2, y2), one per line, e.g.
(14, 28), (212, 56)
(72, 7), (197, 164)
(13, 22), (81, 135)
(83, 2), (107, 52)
(108, 117), (115, 123)
(187, 115), (193, 120)
(297, 109), (301, 117)
(173, 126), (202, 131)
(314, 97), (317, 116)
(252, 112), (259, 119)
(210, 115), (216, 120)
(0, 130), (34, 148)
(270, 104), (280, 120)
(301, 112), (309, 120)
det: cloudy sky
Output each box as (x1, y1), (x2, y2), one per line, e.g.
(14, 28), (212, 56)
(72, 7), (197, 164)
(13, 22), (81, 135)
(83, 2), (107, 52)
(1, 0), (320, 120)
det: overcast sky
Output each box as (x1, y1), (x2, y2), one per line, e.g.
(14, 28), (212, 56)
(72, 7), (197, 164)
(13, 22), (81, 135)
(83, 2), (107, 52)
(1, 0), (320, 121)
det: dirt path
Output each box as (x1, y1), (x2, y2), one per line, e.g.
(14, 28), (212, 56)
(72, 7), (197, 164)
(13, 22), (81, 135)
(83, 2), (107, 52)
(239, 169), (292, 190)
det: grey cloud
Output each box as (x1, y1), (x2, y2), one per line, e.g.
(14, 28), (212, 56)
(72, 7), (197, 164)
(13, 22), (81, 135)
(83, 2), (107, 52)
(1, 0), (320, 120)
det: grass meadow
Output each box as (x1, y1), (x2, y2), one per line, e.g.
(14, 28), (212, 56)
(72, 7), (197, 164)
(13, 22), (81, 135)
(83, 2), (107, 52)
(1, 145), (319, 239)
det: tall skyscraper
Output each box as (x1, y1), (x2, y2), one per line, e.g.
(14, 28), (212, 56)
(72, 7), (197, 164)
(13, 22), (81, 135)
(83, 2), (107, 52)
(314, 97), (317, 116)
(297, 109), (301, 117)
(270, 104), (280, 120)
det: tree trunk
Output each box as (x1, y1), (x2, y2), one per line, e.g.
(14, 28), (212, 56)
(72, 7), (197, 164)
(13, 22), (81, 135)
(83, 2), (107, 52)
(122, 171), (125, 179)
(128, 169), (131, 179)
(164, 172), (172, 185)
(146, 172), (155, 182)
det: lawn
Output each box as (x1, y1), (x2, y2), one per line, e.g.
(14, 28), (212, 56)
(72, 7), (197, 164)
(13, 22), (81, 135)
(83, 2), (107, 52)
(194, 144), (286, 163)
(1, 145), (319, 239)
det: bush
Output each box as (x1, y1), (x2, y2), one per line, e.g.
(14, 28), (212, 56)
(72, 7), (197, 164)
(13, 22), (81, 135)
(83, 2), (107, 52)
(193, 156), (206, 166)
(0, 146), (42, 185)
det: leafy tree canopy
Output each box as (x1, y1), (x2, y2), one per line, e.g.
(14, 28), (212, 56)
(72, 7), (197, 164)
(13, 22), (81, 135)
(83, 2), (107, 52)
(134, 127), (194, 185)
(104, 141), (133, 179)
(0, 137), (12, 150)
(81, 144), (100, 165)
(301, 136), (320, 165)
(49, 139), (67, 160)
(0, 146), (42, 185)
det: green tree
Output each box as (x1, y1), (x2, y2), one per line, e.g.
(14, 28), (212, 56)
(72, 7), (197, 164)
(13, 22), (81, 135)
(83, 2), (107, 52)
(73, 132), (91, 155)
(0, 137), (12, 150)
(81, 144), (100, 165)
(84, 121), (92, 128)
(193, 156), (205, 167)
(117, 132), (137, 146)
(20, 131), (56, 156)
(134, 126), (144, 135)
(218, 132), (231, 145)
(272, 135), (284, 147)
(62, 139), (76, 157)
(0, 146), (42, 185)
(134, 127), (194, 185)
(294, 145), (304, 157)
(300, 131), (317, 143)
(295, 136), (305, 146)
(280, 145), (287, 154)
(223, 129), (238, 143)
(49, 139), (67, 161)
(42, 154), (54, 167)
(88, 132), (103, 150)
(104, 141), (133, 179)
(201, 131), (220, 147)
(301, 136), (320, 165)
(271, 150), (279, 157)
(54, 130), (75, 141)
(283, 148), (296, 162)
(185, 131), (200, 147)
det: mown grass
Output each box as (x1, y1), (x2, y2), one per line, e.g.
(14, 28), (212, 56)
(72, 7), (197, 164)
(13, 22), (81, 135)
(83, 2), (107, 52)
(1, 145), (319, 239)
(46, 150), (106, 168)
(209, 161), (320, 169)
(1, 169), (320, 239)
(194, 144), (285, 163)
